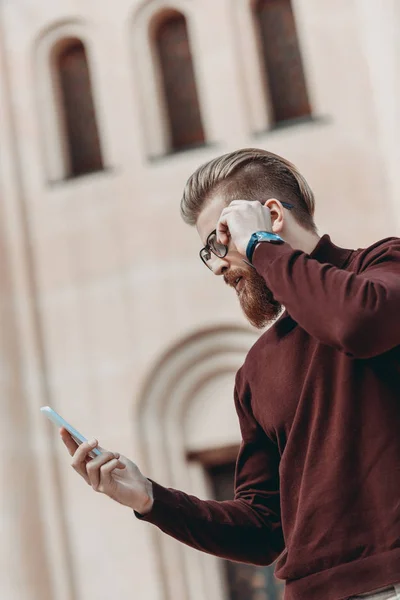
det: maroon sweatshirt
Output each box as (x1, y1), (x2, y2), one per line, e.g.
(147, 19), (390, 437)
(137, 235), (400, 600)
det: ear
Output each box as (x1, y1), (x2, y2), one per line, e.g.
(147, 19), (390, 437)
(263, 198), (284, 234)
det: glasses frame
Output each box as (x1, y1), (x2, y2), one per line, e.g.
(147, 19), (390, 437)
(199, 201), (294, 270)
(199, 229), (227, 269)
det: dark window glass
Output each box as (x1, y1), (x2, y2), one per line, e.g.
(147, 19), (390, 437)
(156, 13), (205, 151)
(58, 40), (104, 177)
(207, 462), (284, 600)
(254, 0), (311, 125)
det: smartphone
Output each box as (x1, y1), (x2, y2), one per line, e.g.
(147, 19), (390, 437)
(40, 406), (102, 458)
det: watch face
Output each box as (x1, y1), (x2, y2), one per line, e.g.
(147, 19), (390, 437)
(255, 232), (283, 244)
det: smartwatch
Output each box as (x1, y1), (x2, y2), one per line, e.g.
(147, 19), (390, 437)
(246, 231), (284, 263)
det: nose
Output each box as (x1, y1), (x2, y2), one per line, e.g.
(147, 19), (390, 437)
(211, 255), (229, 276)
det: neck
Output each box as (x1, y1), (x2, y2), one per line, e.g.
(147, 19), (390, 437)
(283, 227), (320, 255)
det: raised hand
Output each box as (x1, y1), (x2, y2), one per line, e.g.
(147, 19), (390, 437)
(216, 200), (273, 256)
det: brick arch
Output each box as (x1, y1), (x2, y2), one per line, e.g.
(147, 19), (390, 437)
(136, 325), (257, 600)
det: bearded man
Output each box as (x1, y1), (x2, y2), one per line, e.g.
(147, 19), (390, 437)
(62, 148), (400, 600)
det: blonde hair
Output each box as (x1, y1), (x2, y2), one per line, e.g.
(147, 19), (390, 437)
(180, 148), (316, 232)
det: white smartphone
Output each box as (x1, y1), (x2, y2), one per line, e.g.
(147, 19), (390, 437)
(40, 406), (102, 458)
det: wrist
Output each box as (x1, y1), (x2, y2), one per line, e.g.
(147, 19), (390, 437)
(135, 479), (154, 515)
(246, 231), (284, 263)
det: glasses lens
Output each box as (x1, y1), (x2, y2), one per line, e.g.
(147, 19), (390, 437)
(200, 248), (213, 269)
(208, 232), (227, 258)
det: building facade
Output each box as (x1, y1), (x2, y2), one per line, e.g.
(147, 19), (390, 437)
(0, 1), (399, 599)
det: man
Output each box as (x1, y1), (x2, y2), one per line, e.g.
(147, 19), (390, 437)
(61, 148), (400, 600)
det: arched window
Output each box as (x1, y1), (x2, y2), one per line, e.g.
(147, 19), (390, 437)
(155, 12), (205, 152)
(56, 39), (104, 177)
(254, 0), (311, 125)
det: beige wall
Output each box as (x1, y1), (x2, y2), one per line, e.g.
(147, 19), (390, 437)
(0, 0), (399, 599)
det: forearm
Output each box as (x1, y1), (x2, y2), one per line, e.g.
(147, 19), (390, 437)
(135, 481), (284, 565)
(252, 241), (400, 358)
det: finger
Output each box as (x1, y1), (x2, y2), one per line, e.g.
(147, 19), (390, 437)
(98, 458), (121, 491)
(217, 206), (242, 224)
(87, 452), (125, 490)
(60, 428), (79, 456)
(113, 453), (127, 470)
(86, 451), (117, 490)
(98, 448), (125, 469)
(97, 447), (124, 469)
(71, 438), (98, 479)
(217, 228), (229, 246)
(219, 206), (241, 214)
(216, 214), (231, 245)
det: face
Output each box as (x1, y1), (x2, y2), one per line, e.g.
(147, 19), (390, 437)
(196, 194), (282, 328)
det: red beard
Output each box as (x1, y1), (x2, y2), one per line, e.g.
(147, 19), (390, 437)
(224, 265), (282, 329)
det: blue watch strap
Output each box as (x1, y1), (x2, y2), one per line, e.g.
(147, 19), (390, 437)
(246, 232), (284, 263)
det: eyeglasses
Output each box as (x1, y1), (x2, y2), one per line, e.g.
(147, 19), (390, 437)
(199, 201), (294, 270)
(199, 230), (227, 270)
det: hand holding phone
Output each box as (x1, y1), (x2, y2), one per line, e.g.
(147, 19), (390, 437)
(41, 405), (154, 514)
(41, 406), (102, 459)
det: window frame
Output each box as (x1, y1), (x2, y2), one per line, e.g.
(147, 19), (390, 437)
(154, 10), (206, 152)
(131, 2), (209, 159)
(231, 0), (315, 134)
(35, 24), (106, 183)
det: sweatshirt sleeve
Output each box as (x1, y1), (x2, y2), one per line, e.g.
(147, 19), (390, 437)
(252, 237), (400, 359)
(135, 370), (284, 566)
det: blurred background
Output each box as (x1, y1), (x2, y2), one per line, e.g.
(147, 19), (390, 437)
(1, 0), (399, 599)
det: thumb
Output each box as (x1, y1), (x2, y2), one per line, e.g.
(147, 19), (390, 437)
(216, 220), (230, 246)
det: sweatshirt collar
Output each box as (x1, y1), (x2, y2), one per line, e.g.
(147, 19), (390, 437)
(309, 234), (353, 268)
